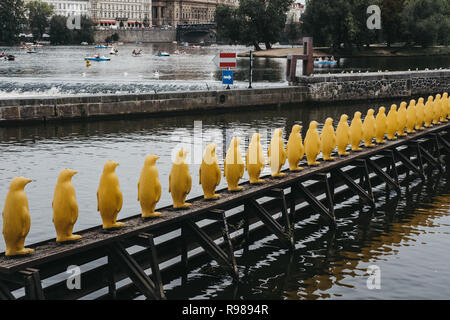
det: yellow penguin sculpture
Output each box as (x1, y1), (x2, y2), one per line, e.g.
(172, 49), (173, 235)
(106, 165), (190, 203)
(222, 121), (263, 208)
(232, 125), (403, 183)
(138, 155), (162, 218)
(432, 94), (441, 125)
(2, 177), (34, 256)
(415, 97), (425, 130)
(441, 92), (448, 122)
(97, 161), (124, 229)
(386, 104), (398, 140)
(336, 114), (351, 156)
(397, 102), (407, 136)
(169, 149), (192, 208)
(268, 128), (287, 177)
(320, 118), (336, 160)
(52, 169), (82, 242)
(224, 137), (245, 191)
(375, 107), (387, 144)
(246, 133), (266, 184)
(424, 96), (434, 127)
(406, 100), (417, 134)
(362, 109), (376, 147)
(199, 143), (221, 199)
(304, 121), (321, 165)
(350, 111), (363, 151)
(286, 125), (305, 171)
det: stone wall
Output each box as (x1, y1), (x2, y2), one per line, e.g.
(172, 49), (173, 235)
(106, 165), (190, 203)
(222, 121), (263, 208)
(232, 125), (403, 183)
(1, 69), (448, 123)
(295, 70), (450, 102)
(94, 29), (176, 43)
(0, 87), (308, 123)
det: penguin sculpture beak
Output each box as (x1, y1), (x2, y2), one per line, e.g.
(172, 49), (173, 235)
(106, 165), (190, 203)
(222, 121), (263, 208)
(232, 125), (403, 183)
(71, 170), (78, 176)
(25, 178), (32, 185)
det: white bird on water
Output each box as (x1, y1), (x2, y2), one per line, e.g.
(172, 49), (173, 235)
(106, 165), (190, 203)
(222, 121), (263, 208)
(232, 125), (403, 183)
(124, 72), (128, 77)
(82, 72), (86, 77)
(154, 71), (160, 78)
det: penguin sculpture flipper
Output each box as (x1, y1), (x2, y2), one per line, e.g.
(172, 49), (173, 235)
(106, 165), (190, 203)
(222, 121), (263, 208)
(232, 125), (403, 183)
(169, 173), (172, 193)
(199, 166), (202, 184)
(137, 182), (140, 201)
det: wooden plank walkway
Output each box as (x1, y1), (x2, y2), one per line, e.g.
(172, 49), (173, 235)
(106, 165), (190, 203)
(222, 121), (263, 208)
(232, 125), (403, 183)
(0, 122), (448, 276)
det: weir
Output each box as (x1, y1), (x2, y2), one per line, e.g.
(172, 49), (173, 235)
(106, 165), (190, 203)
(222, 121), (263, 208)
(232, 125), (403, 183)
(0, 122), (448, 300)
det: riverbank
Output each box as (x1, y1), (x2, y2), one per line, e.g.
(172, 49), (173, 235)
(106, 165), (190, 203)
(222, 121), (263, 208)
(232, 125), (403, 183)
(238, 45), (450, 58)
(0, 69), (448, 124)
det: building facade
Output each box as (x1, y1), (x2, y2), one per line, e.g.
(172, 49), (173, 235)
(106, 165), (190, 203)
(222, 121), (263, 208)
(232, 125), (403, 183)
(152, 0), (236, 27)
(23, 0), (90, 17)
(89, 0), (152, 28)
(287, 0), (305, 24)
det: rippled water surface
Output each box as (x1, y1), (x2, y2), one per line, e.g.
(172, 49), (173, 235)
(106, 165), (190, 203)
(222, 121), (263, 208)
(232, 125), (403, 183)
(0, 97), (449, 299)
(1, 44), (449, 97)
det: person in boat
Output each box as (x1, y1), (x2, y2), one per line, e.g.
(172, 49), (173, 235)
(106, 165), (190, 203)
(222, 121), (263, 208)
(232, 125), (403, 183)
(330, 56), (335, 61)
(132, 49), (136, 55)
(157, 50), (161, 55)
(94, 53), (100, 59)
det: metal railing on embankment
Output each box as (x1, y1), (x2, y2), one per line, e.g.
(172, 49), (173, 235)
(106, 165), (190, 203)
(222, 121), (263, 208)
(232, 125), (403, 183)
(0, 123), (449, 300)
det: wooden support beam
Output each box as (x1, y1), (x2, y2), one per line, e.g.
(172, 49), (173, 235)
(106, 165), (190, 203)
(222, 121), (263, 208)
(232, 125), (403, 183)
(247, 198), (294, 248)
(332, 167), (375, 207)
(0, 280), (14, 300)
(366, 158), (400, 192)
(19, 268), (45, 300)
(435, 133), (450, 152)
(296, 182), (336, 227)
(418, 145), (442, 171)
(266, 188), (294, 249)
(393, 148), (426, 180)
(184, 220), (239, 280)
(138, 233), (166, 300)
(108, 242), (160, 300)
(353, 159), (375, 205)
(106, 254), (117, 299)
(380, 150), (400, 185)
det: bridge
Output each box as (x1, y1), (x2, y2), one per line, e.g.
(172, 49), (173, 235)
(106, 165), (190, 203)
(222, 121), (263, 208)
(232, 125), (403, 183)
(0, 121), (448, 300)
(176, 23), (216, 44)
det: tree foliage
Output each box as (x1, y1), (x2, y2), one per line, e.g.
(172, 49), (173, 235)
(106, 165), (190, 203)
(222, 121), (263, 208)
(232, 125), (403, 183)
(49, 15), (95, 45)
(26, 1), (54, 40)
(215, 0), (293, 50)
(49, 15), (72, 45)
(0, 0), (26, 44)
(301, 0), (450, 49)
(401, 0), (450, 47)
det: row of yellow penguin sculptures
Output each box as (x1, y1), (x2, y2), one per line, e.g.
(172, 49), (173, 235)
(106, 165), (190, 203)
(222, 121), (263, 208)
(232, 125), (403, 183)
(3, 93), (448, 256)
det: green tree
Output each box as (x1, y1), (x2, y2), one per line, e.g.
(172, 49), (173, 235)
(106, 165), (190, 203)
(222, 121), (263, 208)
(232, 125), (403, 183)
(26, 1), (54, 40)
(0, 0), (26, 44)
(72, 16), (95, 44)
(49, 15), (72, 45)
(300, 0), (352, 48)
(401, 0), (450, 47)
(215, 0), (293, 50)
(286, 16), (301, 45)
(380, 0), (407, 47)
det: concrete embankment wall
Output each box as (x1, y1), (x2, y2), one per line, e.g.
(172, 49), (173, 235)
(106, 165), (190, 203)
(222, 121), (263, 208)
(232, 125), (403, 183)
(296, 70), (450, 102)
(93, 29), (176, 43)
(0, 70), (448, 123)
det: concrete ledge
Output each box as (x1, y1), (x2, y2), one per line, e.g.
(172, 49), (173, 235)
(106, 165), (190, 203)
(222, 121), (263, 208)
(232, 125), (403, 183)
(1, 69), (449, 124)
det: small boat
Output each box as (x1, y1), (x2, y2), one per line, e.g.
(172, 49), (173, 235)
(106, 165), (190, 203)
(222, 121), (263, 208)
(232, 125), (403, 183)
(81, 42), (89, 45)
(132, 53), (143, 57)
(155, 52), (170, 57)
(84, 56), (110, 61)
(314, 60), (337, 67)
(1, 53), (15, 61)
(136, 41), (142, 45)
(94, 45), (107, 49)
(26, 50), (37, 54)
(110, 48), (118, 55)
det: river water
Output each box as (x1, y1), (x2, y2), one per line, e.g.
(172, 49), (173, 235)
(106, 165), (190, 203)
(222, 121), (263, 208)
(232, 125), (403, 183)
(0, 98), (449, 299)
(1, 44), (449, 97)
(1, 43), (449, 299)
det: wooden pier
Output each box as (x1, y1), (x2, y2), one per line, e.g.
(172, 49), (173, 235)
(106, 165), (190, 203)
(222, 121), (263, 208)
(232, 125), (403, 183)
(0, 122), (448, 300)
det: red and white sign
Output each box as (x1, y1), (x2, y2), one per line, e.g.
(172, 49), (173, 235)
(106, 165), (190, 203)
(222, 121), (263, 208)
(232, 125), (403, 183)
(219, 52), (236, 69)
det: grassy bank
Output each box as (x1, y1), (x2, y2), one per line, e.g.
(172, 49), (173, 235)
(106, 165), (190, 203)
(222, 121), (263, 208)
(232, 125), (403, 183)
(237, 45), (450, 58)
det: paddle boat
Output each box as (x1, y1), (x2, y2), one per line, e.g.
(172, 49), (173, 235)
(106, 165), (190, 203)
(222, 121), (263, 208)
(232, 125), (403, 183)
(84, 55), (110, 61)
(314, 58), (337, 68)
(155, 51), (170, 57)
(26, 49), (37, 54)
(0, 52), (15, 61)
(132, 49), (143, 57)
(94, 45), (107, 49)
